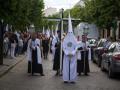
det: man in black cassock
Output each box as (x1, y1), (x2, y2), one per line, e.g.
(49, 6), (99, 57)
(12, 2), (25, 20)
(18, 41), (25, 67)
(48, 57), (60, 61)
(53, 41), (61, 76)
(77, 35), (91, 76)
(42, 36), (49, 59)
(52, 30), (61, 76)
(27, 33), (44, 76)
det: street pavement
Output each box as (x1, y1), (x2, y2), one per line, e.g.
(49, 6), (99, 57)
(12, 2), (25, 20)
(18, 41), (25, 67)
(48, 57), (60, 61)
(0, 54), (120, 90)
(0, 55), (25, 77)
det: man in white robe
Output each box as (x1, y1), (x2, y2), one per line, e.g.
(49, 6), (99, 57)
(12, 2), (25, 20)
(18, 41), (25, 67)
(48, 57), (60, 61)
(27, 33), (44, 76)
(51, 24), (59, 60)
(62, 13), (78, 83)
(51, 36), (57, 60)
(77, 35), (91, 76)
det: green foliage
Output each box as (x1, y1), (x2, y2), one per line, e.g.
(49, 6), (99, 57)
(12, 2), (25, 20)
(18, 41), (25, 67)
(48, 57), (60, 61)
(65, 0), (120, 29)
(0, 0), (44, 31)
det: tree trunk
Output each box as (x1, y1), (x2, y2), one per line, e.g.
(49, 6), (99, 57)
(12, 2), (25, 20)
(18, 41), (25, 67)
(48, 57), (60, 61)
(0, 21), (3, 65)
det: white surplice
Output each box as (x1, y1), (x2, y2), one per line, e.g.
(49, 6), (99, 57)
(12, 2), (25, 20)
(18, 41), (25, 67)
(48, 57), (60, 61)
(27, 38), (42, 64)
(77, 41), (82, 60)
(51, 36), (58, 60)
(80, 41), (91, 60)
(77, 41), (91, 61)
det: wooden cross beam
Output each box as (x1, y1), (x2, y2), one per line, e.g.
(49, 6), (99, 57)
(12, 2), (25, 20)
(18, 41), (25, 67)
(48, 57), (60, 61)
(43, 17), (81, 22)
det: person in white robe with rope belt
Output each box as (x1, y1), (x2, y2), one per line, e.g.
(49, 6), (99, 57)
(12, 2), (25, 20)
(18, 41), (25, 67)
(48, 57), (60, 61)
(62, 13), (78, 84)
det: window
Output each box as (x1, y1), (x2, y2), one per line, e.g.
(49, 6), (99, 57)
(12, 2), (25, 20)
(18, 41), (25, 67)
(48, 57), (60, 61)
(115, 43), (120, 52)
(97, 39), (106, 47)
(108, 43), (116, 52)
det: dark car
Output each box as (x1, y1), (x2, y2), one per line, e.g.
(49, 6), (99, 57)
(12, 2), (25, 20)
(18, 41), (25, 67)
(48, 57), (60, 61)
(93, 38), (107, 66)
(88, 39), (97, 60)
(101, 42), (120, 78)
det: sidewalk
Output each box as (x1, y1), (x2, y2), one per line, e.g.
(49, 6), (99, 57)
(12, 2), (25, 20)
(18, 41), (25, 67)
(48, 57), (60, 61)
(0, 55), (25, 77)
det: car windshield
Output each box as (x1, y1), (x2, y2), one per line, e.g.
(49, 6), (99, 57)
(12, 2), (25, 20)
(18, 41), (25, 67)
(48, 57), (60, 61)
(116, 43), (120, 52)
(108, 43), (116, 52)
(97, 39), (106, 47)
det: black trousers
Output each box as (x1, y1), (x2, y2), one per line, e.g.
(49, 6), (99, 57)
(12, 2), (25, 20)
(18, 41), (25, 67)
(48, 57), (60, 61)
(43, 47), (49, 59)
(28, 49), (43, 74)
(77, 51), (90, 74)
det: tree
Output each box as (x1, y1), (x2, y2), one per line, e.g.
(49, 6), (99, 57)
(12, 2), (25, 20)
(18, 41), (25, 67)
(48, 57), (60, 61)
(64, 0), (120, 30)
(0, 0), (44, 31)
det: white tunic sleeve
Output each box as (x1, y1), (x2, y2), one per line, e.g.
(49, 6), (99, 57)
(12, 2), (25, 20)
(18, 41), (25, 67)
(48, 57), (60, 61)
(77, 41), (82, 60)
(36, 39), (40, 46)
(35, 39), (42, 64)
(86, 42), (91, 61)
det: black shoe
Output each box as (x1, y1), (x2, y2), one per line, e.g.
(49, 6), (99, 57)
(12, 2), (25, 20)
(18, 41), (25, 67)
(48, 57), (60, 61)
(70, 81), (75, 84)
(44, 57), (45, 59)
(32, 73), (34, 76)
(55, 73), (58, 76)
(78, 73), (81, 76)
(55, 71), (60, 76)
(59, 74), (62, 76)
(64, 81), (68, 83)
(85, 73), (89, 76)
(41, 74), (45, 76)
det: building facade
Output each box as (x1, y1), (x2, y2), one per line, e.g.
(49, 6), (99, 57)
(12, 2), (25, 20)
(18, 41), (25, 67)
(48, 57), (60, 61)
(44, 7), (57, 17)
(100, 21), (120, 41)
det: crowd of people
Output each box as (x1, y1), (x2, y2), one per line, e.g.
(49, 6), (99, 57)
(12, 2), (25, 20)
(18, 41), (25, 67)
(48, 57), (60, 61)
(3, 31), (29, 59)
(3, 29), (92, 84)
(3, 31), (52, 58)
(62, 32), (91, 83)
(25, 14), (92, 84)
(2, 14), (93, 84)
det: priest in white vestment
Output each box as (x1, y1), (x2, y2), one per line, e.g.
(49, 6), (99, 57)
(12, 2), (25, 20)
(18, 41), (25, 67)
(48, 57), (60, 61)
(77, 35), (91, 76)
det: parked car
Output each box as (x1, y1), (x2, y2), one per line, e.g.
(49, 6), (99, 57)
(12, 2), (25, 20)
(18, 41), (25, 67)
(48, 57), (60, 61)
(101, 42), (120, 78)
(88, 39), (97, 60)
(93, 38), (107, 66)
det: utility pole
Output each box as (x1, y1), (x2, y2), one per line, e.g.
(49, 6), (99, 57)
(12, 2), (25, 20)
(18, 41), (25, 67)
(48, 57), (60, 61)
(60, 8), (64, 75)
(0, 20), (4, 65)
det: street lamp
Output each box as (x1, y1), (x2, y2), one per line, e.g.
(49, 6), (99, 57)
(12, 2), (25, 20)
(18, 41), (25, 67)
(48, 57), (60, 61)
(83, 24), (89, 35)
(83, 23), (89, 41)
(82, 23), (89, 74)
(60, 8), (64, 75)
(29, 24), (35, 33)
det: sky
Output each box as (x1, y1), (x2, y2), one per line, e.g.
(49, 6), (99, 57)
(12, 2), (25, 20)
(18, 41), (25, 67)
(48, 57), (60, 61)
(44, 0), (80, 10)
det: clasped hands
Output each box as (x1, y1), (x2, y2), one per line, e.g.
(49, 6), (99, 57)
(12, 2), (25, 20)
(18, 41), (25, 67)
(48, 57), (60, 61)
(68, 52), (73, 57)
(30, 46), (36, 50)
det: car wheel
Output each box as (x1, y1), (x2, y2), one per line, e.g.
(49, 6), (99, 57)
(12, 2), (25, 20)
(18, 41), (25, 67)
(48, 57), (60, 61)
(108, 65), (114, 78)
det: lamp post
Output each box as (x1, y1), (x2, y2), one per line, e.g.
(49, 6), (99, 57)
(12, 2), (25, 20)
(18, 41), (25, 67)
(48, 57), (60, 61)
(29, 24), (35, 75)
(60, 8), (64, 75)
(83, 23), (89, 74)
(83, 23), (89, 39)
(29, 24), (35, 33)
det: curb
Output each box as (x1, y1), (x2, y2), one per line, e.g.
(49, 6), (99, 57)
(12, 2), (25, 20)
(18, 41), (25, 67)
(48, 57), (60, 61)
(0, 56), (25, 78)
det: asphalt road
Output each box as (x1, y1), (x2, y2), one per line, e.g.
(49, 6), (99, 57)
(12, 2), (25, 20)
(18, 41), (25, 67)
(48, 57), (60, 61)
(0, 54), (120, 90)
